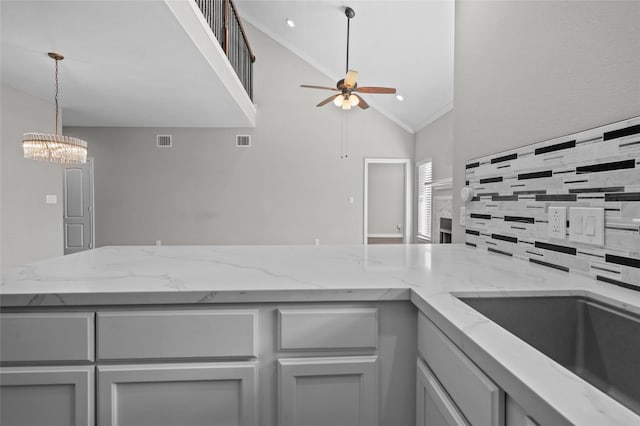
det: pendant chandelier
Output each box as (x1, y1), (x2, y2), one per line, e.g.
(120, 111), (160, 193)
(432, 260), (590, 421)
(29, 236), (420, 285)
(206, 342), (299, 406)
(23, 52), (88, 165)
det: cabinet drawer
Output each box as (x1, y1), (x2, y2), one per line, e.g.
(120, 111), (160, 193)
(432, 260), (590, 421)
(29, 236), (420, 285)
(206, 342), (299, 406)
(0, 312), (94, 362)
(278, 308), (378, 351)
(97, 310), (257, 360)
(418, 312), (504, 426)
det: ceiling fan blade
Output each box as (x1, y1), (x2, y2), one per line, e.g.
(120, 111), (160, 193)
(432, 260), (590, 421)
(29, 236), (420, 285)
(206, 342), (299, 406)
(356, 95), (370, 109)
(356, 86), (396, 94)
(344, 70), (358, 89)
(301, 84), (339, 91)
(317, 94), (339, 107)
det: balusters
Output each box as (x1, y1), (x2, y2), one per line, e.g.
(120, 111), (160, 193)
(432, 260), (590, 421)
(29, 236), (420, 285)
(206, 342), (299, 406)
(194, 0), (254, 100)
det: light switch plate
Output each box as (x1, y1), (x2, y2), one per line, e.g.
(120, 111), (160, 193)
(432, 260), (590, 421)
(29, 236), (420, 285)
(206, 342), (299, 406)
(45, 194), (57, 204)
(569, 207), (605, 246)
(548, 206), (567, 240)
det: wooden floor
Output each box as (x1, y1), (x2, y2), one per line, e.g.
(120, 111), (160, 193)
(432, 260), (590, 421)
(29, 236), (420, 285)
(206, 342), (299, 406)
(367, 237), (404, 244)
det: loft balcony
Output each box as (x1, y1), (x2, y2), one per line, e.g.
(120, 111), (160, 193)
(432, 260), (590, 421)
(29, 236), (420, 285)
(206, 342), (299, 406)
(0, 0), (257, 128)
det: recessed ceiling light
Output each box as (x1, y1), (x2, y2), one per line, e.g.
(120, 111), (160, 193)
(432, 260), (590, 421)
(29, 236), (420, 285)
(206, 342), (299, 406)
(396, 94), (404, 102)
(285, 19), (295, 28)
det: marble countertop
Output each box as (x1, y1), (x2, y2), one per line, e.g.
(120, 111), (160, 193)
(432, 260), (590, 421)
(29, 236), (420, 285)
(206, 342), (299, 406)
(2, 244), (640, 425)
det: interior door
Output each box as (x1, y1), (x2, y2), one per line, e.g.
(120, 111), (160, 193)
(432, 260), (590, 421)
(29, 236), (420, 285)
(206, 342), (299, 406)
(63, 157), (94, 254)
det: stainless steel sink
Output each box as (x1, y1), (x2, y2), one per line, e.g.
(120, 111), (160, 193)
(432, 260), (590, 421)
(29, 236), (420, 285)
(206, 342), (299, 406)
(456, 295), (640, 415)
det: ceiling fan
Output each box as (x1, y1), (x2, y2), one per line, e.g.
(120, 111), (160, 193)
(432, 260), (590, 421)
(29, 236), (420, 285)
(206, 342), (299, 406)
(300, 6), (396, 110)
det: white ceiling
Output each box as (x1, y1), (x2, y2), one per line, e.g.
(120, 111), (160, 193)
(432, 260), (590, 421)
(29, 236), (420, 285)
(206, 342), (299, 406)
(235, 0), (454, 132)
(1, 0), (454, 133)
(1, 0), (255, 128)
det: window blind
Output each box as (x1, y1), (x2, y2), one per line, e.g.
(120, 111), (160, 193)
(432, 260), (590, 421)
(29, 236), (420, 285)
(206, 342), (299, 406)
(417, 161), (432, 240)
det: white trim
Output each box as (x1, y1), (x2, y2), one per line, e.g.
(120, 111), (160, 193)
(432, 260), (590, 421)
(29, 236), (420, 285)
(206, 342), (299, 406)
(165, 0), (256, 126)
(367, 234), (404, 238)
(88, 157), (95, 249)
(432, 177), (453, 191)
(363, 158), (412, 245)
(414, 102), (453, 133)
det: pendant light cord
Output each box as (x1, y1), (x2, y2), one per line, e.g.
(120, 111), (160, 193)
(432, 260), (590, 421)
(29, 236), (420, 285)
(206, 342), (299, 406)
(54, 57), (59, 135)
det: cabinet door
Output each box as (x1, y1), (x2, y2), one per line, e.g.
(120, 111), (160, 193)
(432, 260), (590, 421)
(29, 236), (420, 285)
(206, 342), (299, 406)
(0, 365), (94, 426)
(98, 362), (257, 426)
(416, 358), (469, 426)
(506, 395), (540, 426)
(418, 313), (504, 426)
(278, 356), (378, 426)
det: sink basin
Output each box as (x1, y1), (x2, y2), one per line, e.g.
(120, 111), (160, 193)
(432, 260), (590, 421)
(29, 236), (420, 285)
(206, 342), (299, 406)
(456, 295), (640, 415)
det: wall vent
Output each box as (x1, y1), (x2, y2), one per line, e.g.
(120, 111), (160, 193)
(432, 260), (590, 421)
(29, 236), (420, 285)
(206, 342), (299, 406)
(156, 135), (172, 147)
(236, 135), (251, 147)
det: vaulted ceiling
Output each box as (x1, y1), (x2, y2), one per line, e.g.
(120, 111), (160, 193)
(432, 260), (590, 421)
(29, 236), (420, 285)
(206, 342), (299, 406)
(235, 0), (454, 132)
(1, 1), (453, 133)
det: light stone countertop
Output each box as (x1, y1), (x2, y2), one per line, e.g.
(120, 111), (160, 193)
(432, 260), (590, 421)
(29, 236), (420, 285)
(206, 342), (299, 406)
(2, 244), (640, 425)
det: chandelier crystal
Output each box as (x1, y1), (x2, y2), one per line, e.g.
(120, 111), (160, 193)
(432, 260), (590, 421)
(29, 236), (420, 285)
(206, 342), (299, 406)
(23, 52), (88, 164)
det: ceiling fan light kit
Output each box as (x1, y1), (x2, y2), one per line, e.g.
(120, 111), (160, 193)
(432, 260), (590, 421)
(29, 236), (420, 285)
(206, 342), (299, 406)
(23, 52), (88, 165)
(300, 6), (396, 111)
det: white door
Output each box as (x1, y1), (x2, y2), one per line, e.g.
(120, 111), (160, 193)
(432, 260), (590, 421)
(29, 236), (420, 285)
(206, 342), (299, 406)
(63, 157), (94, 254)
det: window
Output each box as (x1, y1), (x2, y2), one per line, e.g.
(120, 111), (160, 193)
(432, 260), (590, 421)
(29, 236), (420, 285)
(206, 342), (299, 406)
(417, 161), (432, 241)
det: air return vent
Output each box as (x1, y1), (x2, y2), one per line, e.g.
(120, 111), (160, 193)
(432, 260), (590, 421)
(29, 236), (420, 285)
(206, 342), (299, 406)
(236, 135), (251, 147)
(156, 135), (172, 147)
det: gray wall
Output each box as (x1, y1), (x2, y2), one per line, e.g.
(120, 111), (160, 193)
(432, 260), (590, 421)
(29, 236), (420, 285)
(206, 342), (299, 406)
(452, 0), (640, 242)
(1, 85), (64, 269)
(414, 111), (454, 242)
(66, 24), (413, 247)
(415, 111), (453, 181)
(367, 163), (405, 236)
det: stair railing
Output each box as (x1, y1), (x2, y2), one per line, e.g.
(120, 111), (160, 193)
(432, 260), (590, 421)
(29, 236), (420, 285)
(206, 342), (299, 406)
(195, 0), (256, 100)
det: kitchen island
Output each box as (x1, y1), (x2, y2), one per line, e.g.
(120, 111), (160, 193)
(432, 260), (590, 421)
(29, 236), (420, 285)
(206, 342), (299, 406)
(2, 244), (639, 425)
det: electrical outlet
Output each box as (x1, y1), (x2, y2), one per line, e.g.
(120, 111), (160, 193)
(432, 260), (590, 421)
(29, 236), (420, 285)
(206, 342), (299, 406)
(548, 206), (567, 240)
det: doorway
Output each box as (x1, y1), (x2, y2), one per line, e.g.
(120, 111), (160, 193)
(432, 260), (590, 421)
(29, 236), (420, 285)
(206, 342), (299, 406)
(363, 158), (411, 244)
(63, 157), (95, 254)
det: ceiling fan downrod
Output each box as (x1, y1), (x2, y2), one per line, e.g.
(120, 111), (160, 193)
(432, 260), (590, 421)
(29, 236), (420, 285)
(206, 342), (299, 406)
(345, 7), (355, 74)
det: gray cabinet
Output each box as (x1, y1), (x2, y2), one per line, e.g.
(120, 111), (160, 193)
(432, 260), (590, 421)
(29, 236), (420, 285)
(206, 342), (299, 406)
(95, 309), (259, 426)
(1, 303), (415, 426)
(278, 356), (378, 426)
(0, 312), (95, 426)
(417, 312), (504, 426)
(98, 362), (257, 426)
(416, 358), (469, 426)
(277, 307), (380, 426)
(97, 310), (258, 360)
(0, 365), (94, 426)
(506, 395), (540, 426)
(0, 312), (94, 362)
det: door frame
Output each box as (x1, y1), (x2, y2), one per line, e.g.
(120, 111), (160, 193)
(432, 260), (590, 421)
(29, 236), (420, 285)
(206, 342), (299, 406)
(363, 158), (411, 245)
